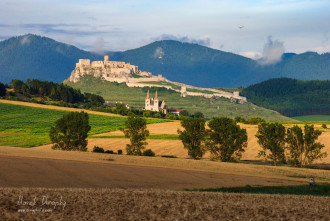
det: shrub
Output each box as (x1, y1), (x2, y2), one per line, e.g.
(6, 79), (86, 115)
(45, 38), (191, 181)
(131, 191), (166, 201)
(248, 117), (265, 125)
(322, 124), (327, 129)
(161, 155), (177, 158)
(117, 149), (123, 155)
(142, 149), (155, 157)
(105, 150), (114, 154)
(93, 146), (105, 153)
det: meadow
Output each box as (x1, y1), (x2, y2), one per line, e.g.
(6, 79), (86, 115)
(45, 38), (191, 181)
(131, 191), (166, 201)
(65, 76), (293, 122)
(292, 115), (330, 122)
(0, 102), (167, 147)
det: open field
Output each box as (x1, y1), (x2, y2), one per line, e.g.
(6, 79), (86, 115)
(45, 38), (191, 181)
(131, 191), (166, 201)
(292, 115), (330, 122)
(0, 100), (168, 147)
(1, 188), (329, 220)
(65, 76), (293, 121)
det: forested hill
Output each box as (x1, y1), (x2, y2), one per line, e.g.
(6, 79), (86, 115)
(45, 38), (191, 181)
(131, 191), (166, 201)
(0, 34), (102, 83)
(241, 78), (330, 117)
(0, 34), (330, 87)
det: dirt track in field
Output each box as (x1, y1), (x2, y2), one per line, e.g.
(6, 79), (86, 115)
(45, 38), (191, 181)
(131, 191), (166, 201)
(0, 155), (298, 189)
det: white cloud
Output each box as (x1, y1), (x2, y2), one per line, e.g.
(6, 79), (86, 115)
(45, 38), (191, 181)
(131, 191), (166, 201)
(238, 51), (262, 60)
(258, 36), (285, 65)
(20, 35), (30, 45)
(153, 47), (164, 59)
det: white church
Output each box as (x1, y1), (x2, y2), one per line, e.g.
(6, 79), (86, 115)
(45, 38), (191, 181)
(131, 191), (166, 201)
(145, 90), (168, 114)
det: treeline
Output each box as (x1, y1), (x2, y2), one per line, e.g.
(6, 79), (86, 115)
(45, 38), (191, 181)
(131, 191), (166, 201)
(9, 79), (105, 106)
(241, 78), (330, 117)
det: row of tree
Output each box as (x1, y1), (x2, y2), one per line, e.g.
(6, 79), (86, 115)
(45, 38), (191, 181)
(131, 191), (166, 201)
(9, 79), (105, 106)
(49, 112), (326, 168)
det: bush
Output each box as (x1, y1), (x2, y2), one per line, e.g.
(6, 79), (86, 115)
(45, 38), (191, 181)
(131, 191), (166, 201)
(93, 146), (105, 153)
(161, 155), (177, 158)
(322, 124), (327, 129)
(142, 149), (155, 157)
(105, 150), (114, 154)
(248, 116), (265, 125)
(117, 149), (123, 154)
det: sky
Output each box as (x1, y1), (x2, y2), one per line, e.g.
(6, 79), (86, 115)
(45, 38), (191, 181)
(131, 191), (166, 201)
(0, 0), (329, 60)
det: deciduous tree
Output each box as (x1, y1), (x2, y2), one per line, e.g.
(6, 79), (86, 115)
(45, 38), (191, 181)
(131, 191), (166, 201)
(256, 122), (286, 165)
(178, 117), (206, 159)
(286, 124), (327, 167)
(121, 114), (149, 155)
(206, 117), (247, 162)
(49, 111), (91, 151)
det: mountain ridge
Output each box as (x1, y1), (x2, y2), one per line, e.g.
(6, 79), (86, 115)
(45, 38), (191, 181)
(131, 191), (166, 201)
(0, 34), (329, 87)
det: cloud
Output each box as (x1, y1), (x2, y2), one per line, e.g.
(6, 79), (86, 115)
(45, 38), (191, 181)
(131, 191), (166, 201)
(20, 35), (30, 45)
(153, 47), (164, 59)
(153, 34), (211, 47)
(92, 37), (105, 54)
(258, 36), (285, 65)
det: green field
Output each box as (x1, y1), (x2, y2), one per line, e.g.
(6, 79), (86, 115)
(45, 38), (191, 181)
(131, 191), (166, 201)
(65, 76), (293, 122)
(0, 102), (167, 147)
(292, 115), (330, 122)
(188, 184), (330, 196)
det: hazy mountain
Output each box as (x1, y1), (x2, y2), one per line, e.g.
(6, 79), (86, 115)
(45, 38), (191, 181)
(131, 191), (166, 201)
(0, 34), (329, 88)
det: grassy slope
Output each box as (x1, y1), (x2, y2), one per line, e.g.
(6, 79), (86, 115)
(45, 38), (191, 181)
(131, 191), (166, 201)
(0, 102), (166, 147)
(65, 76), (293, 122)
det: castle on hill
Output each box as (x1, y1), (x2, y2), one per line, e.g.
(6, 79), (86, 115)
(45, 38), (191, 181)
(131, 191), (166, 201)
(145, 90), (167, 114)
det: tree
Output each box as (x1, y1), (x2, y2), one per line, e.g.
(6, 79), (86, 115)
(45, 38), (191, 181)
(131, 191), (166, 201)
(0, 82), (6, 97)
(178, 117), (206, 159)
(49, 111), (91, 151)
(193, 111), (204, 119)
(121, 114), (149, 155)
(286, 124), (327, 167)
(255, 122), (286, 165)
(10, 79), (24, 93)
(179, 110), (190, 117)
(206, 117), (247, 162)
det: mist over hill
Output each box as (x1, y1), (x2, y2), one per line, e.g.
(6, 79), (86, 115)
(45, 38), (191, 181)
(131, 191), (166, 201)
(0, 34), (329, 88)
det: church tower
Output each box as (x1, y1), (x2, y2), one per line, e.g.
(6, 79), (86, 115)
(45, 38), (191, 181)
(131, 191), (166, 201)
(145, 90), (150, 109)
(154, 90), (159, 111)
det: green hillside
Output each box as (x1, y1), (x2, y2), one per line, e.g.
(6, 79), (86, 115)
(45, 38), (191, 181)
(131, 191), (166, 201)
(0, 102), (165, 147)
(241, 78), (330, 117)
(65, 75), (293, 122)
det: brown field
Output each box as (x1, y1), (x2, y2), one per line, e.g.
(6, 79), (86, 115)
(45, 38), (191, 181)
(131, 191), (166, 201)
(1, 146), (330, 184)
(1, 188), (329, 220)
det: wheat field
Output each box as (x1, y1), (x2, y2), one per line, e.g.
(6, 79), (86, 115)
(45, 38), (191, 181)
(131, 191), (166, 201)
(1, 188), (329, 220)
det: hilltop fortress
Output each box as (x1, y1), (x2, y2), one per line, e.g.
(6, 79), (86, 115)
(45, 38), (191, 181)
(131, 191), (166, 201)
(67, 56), (247, 103)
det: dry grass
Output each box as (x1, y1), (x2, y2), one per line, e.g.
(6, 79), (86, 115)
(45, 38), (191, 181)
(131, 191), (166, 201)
(1, 188), (329, 220)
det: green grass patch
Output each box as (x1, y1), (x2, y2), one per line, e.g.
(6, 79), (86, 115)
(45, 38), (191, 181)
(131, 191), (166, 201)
(139, 81), (181, 90)
(186, 88), (215, 94)
(132, 73), (142, 78)
(90, 134), (179, 140)
(292, 115), (330, 122)
(186, 184), (330, 196)
(0, 102), (167, 147)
